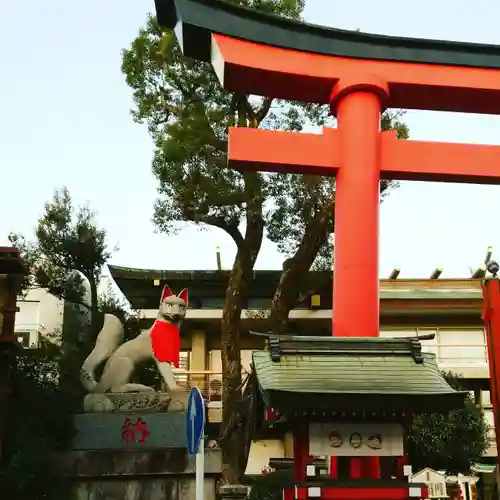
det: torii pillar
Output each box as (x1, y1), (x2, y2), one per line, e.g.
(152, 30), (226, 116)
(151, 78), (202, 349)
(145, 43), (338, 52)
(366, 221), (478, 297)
(154, 0), (500, 486)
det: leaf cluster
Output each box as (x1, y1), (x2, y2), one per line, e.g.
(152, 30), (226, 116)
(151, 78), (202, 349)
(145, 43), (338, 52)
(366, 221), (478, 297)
(0, 341), (74, 499)
(407, 371), (489, 474)
(248, 469), (294, 500)
(9, 187), (110, 306)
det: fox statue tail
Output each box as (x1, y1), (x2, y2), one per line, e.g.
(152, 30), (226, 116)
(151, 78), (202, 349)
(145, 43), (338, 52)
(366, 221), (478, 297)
(80, 313), (125, 392)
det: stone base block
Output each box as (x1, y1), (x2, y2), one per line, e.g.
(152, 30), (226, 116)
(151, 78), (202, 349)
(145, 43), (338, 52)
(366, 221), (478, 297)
(83, 390), (188, 414)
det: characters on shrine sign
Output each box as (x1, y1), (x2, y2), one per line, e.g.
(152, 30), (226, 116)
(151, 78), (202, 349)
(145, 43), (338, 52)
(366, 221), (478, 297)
(311, 423), (404, 457)
(328, 430), (383, 450)
(80, 285), (188, 413)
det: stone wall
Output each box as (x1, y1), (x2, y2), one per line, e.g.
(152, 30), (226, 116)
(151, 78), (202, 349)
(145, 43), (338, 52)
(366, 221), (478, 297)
(60, 448), (221, 500)
(73, 476), (217, 500)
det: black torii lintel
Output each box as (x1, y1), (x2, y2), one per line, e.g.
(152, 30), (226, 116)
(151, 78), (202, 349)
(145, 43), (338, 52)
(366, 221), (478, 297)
(155, 0), (500, 68)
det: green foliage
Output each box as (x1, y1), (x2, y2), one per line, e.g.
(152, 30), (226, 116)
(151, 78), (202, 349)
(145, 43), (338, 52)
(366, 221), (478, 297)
(0, 341), (74, 499)
(9, 187), (110, 307)
(249, 470), (294, 500)
(10, 187), (113, 395)
(408, 371), (489, 474)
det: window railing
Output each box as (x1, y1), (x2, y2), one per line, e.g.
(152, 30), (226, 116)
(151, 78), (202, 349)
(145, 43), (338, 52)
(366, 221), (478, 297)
(172, 370), (224, 405)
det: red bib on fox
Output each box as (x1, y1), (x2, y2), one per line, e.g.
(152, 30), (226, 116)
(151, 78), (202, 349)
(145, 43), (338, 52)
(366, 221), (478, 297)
(150, 320), (181, 368)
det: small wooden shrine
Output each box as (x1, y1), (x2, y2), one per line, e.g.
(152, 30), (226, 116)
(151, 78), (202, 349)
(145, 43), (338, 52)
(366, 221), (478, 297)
(251, 334), (466, 500)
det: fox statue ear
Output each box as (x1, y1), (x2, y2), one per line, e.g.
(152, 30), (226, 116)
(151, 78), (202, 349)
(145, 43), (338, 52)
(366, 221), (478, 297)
(160, 285), (173, 303)
(178, 288), (189, 306)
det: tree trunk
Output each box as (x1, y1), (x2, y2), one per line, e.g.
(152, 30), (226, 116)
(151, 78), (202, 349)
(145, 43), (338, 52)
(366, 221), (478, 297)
(220, 177), (264, 485)
(269, 207), (331, 333)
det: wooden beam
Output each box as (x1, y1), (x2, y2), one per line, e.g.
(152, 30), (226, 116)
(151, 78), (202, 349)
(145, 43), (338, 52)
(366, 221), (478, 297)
(228, 127), (339, 175)
(381, 131), (500, 184)
(430, 268), (443, 280)
(389, 268), (401, 280)
(472, 265), (487, 279)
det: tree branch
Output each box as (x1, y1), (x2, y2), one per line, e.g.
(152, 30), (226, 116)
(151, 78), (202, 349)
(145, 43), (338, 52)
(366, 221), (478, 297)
(256, 97), (273, 125)
(181, 201), (245, 248)
(201, 215), (245, 248)
(269, 204), (331, 332)
(238, 94), (257, 127)
(169, 72), (228, 152)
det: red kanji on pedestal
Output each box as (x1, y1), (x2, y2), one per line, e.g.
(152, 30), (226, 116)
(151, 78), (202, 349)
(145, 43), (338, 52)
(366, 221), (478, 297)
(121, 417), (151, 445)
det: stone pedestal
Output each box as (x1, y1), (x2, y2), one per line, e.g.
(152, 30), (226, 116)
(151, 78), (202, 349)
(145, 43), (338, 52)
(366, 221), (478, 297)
(59, 449), (222, 500)
(219, 485), (249, 500)
(83, 390), (189, 413)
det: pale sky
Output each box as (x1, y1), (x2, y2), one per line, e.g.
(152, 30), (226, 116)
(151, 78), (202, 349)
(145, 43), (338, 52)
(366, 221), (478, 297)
(2, 0), (500, 280)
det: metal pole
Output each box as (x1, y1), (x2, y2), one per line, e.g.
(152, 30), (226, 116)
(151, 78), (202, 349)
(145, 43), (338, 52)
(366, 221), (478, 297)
(196, 435), (205, 500)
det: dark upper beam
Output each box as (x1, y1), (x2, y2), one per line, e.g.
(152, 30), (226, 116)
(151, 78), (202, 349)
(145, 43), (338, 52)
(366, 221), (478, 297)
(0, 247), (24, 275)
(155, 0), (500, 69)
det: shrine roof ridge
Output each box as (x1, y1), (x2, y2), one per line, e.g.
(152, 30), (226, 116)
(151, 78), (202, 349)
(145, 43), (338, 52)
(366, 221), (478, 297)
(156, 0), (500, 69)
(251, 332), (425, 364)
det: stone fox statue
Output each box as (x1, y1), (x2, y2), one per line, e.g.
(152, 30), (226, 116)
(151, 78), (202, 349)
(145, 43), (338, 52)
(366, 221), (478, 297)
(80, 285), (188, 393)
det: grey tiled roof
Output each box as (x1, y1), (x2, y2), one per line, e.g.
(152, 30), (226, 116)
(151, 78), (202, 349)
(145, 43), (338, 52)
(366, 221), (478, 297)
(252, 336), (466, 413)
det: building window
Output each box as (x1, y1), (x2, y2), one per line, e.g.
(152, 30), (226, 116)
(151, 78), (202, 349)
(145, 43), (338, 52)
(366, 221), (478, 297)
(241, 350), (253, 373)
(436, 329), (487, 365)
(208, 349), (221, 373)
(208, 349), (253, 373)
(16, 331), (34, 348)
(481, 390), (492, 407)
(379, 328), (487, 366)
(173, 351), (191, 383)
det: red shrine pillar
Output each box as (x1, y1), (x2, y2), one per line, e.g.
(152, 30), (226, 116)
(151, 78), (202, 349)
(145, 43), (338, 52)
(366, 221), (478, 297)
(481, 278), (500, 461)
(329, 77), (389, 339)
(329, 78), (388, 482)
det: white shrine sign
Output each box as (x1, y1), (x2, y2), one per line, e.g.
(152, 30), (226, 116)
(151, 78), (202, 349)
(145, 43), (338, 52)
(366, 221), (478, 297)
(309, 423), (404, 457)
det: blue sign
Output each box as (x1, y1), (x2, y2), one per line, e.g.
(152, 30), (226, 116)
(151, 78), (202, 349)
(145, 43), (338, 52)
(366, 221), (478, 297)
(186, 386), (205, 456)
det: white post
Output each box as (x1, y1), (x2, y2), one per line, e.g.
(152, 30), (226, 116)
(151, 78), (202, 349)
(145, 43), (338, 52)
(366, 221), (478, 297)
(196, 435), (205, 500)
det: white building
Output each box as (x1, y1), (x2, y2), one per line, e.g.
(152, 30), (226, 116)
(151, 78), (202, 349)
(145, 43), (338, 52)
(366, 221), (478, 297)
(15, 288), (64, 348)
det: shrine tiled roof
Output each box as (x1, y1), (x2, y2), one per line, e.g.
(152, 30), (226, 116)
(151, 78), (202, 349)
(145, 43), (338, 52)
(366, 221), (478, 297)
(109, 264), (482, 313)
(252, 336), (466, 414)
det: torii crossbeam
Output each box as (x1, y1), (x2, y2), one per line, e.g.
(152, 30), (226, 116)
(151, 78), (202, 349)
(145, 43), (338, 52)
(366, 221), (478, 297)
(155, 0), (500, 340)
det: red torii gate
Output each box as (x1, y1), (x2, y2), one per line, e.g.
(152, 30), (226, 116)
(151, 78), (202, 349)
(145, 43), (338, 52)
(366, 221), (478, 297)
(155, 0), (500, 487)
